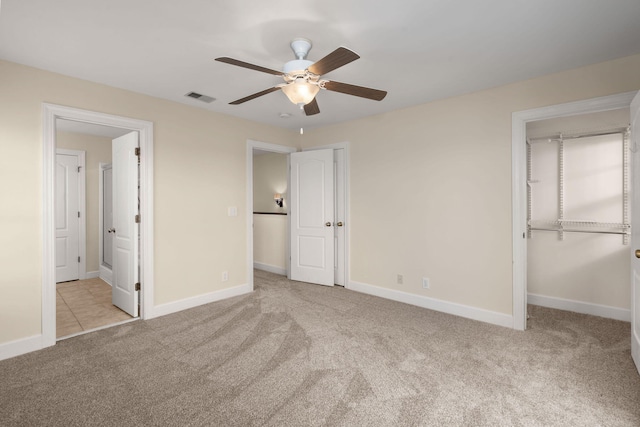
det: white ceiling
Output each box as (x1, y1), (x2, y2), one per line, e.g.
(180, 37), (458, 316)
(2, 0), (640, 131)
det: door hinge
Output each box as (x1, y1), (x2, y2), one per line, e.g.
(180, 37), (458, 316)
(78, 211), (80, 218)
(78, 256), (80, 263)
(135, 147), (140, 156)
(135, 214), (141, 223)
(135, 282), (141, 291)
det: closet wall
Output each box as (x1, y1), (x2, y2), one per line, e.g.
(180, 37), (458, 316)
(526, 109), (631, 316)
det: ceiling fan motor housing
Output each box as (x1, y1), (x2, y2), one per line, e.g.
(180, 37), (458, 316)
(290, 38), (312, 60)
(285, 39), (314, 76)
(283, 59), (314, 76)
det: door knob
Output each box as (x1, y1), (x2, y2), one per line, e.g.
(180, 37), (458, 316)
(325, 222), (332, 227)
(337, 222), (343, 227)
(636, 249), (640, 259)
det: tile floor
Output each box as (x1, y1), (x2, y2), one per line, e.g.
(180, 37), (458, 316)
(56, 278), (133, 338)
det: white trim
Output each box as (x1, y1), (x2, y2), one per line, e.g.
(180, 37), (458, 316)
(152, 284), (252, 318)
(43, 103), (154, 347)
(349, 280), (513, 328)
(57, 317), (139, 341)
(528, 293), (630, 322)
(98, 163), (113, 286)
(0, 335), (43, 361)
(86, 271), (99, 279)
(246, 140), (296, 290)
(98, 162), (112, 283)
(512, 91), (636, 331)
(254, 262), (287, 276)
(633, 328), (640, 376)
(55, 148), (87, 280)
(631, 91), (640, 376)
(99, 161), (105, 271)
(99, 265), (113, 286)
(303, 142), (351, 289)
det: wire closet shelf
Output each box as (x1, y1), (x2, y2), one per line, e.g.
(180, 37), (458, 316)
(526, 126), (631, 244)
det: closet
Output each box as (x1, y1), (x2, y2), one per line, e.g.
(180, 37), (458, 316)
(526, 108), (631, 319)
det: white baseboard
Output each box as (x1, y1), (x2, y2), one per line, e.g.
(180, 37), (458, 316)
(99, 265), (112, 286)
(254, 262), (287, 276)
(149, 283), (252, 319)
(527, 293), (630, 322)
(0, 335), (43, 361)
(348, 281), (513, 328)
(86, 271), (99, 279)
(633, 332), (640, 376)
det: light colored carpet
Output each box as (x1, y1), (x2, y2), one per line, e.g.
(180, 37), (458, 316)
(1, 269), (639, 426)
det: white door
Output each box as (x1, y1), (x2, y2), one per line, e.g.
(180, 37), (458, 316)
(334, 149), (346, 286)
(112, 132), (139, 317)
(55, 153), (80, 283)
(290, 149), (335, 286)
(631, 91), (640, 375)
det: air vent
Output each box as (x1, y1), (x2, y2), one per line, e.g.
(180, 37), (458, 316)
(185, 92), (216, 103)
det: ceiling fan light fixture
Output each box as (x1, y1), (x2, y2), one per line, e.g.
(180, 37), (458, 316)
(281, 79), (320, 106)
(217, 38), (386, 116)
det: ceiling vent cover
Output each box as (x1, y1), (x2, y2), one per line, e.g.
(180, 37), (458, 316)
(185, 92), (215, 103)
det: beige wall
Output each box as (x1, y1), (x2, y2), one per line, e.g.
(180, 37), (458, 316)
(253, 152), (288, 213)
(2, 53), (640, 347)
(56, 130), (112, 274)
(526, 110), (630, 309)
(0, 59), (296, 344)
(253, 214), (287, 270)
(298, 54), (640, 316)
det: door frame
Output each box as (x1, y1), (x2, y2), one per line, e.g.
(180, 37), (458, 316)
(303, 141), (350, 289)
(246, 140), (297, 290)
(55, 148), (87, 281)
(98, 162), (113, 285)
(511, 91), (636, 330)
(42, 103), (154, 348)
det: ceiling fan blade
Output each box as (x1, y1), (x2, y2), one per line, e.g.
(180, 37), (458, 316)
(323, 80), (387, 101)
(229, 87), (281, 105)
(215, 57), (283, 76)
(304, 98), (320, 116)
(307, 47), (360, 76)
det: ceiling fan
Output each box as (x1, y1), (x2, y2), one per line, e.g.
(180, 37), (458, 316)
(215, 38), (387, 116)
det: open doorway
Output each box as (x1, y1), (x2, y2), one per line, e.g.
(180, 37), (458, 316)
(246, 140), (350, 290)
(512, 91), (636, 330)
(252, 149), (289, 276)
(525, 108), (631, 322)
(42, 104), (154, 349)
(54, 120), (137, 338)
(246, 140), (296, 290)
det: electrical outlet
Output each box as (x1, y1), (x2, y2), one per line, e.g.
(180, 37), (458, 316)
(222, 271), (229, 282)
(397, 274), (403, 285)
(422, 277), (430, 289)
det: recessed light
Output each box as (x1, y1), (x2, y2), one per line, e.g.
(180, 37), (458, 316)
(279, 113), (292, 119)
